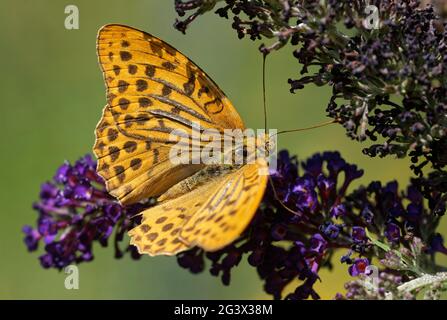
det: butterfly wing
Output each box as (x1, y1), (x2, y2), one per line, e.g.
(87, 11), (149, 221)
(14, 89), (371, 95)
(128, 167), (235, 256)
(95, 24), (245, 204)
(128, 159), (268, 255)
(180, 159), (268, 251)
(94, 105), (202, 203)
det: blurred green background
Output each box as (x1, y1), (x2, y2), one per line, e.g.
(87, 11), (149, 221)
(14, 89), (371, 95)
(0, 0), (445, 299)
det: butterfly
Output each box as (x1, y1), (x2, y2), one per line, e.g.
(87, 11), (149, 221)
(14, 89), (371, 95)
(94, 24), (270, 256)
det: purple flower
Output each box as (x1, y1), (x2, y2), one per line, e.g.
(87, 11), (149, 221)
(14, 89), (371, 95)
(361, 206), (374, 224)
(271, 223), (288, 241)
(309, 234), (328, 255)
(428, 234), (447, 255)
(25, 151), (446, 300)
(340, 251), (353, 264)
(290, 177), (319, 213)
(22, 225), (40, 251)
(406, 203), (423, 221)
(351, 227), (366, 244)
(320, 222), (341, 240)
(348, 258), (370, 277)
(330, 204), (346, 218)
(54, 162), (70, 183)
(384, 223), (401, 243)
(170, 1), (447, 299)
(23, 155), (146, 269)
(176, 151), (365, 299)
(302, 153), (324, 177)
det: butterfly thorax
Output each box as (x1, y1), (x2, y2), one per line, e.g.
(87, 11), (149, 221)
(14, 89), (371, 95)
(159, 135), (271, 203)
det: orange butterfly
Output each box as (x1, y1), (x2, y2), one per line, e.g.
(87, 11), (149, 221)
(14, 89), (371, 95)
(94, 24), (270, 256)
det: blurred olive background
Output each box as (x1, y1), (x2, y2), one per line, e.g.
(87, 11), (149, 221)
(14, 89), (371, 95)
(0, 0), (445, 299)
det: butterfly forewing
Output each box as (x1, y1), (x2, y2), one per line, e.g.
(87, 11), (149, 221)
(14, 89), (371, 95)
(95, 24), (247, 204)
(94, 105), (204, 203)
(97, 24), (245, 132)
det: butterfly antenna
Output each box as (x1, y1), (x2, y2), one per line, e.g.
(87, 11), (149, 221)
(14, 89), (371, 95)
(262, 52), (268, 131)
(266, 119), (337, 214)
(260, 50), (336, 216)
(275, 119), (338, 136)
(268, 175), (303, 215)
(262, 52), (307, 216)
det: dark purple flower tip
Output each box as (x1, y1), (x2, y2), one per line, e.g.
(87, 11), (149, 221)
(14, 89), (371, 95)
(384, 181), (399, 195)
(320, 222), (341, 239)
(39, 253), (53, 269)
(330, 204), (346, 218)
(22, 225), (40, 251)
(72, 184), (93, 200)
(37, 217), (58, 236)
(272, 150), (299, 178)
(367, 181), (382, 192)
(248, 248), (264, 266)
(348, 258), (370, 276)
(291, 178), (318, 212)
(406, 185), (423, 203)
(384, 223), (401, 243)
(105, 203), (123, 223)
(40, 182), (59, 200)
(309, 233), (327, 255)
(289, 277), (320, 300)
(302, 153), (323, 177)
(334, 293), (344, 300)
(406, 203), (423, 220)
(74, 154), (96, 175)
(54, 162), (71, 184)
(351, 226), (366, 243)
(340, 250), (353, 264)
(222, 250), (242, 268)
(317, 174), (335, 195)
(344, 164), (364, 182)
(271, 223), (288, 240)
(177, 249), (205, 274)
(324, 151), (346, 175)
(361, 206), (374, 224)
(81, 251), (94, 261)
(428, 233), (447, 255)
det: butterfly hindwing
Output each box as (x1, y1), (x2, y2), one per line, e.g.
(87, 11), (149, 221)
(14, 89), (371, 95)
(128, 166), (238, 255)
(128, 160), (268, 255)
(180, 159), (268, 251)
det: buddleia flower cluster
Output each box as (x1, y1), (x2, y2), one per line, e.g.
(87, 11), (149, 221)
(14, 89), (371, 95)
(172, 0), (447, 298)
(174, 0), (447, 199)
(23, 152), (447, 299)
(22, 0), (447, 299)
(22, 155), (145, 269)
(176, 150), (447, 299)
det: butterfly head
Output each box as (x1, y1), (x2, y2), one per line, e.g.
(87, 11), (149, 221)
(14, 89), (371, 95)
(257, 133), (276, 158)
(233, 133), (275, 164)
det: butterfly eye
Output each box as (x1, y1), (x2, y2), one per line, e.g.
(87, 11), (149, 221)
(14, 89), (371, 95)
(243, 147), (248, 158)
(234, 146), (249, 163)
